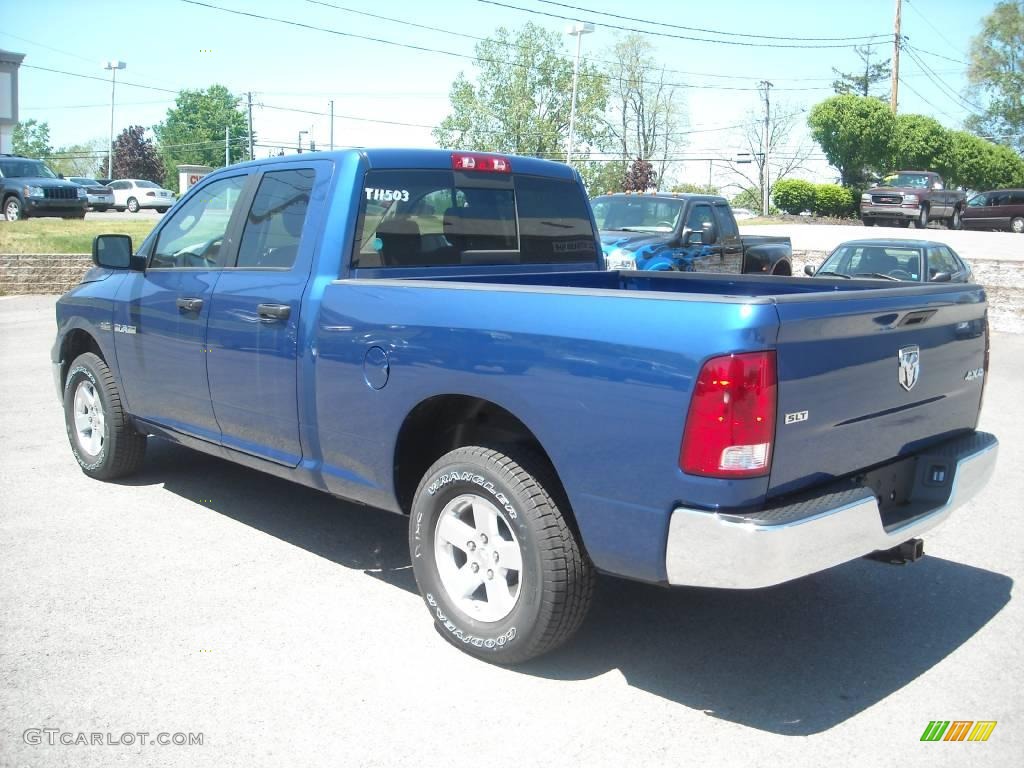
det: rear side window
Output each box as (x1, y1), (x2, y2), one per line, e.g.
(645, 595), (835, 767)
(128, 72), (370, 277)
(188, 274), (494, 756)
(712, 204), (738, 237)
(352, 170), (596, 268)
(235, 169), (315, 268)
(1008, 191), (1024, 206)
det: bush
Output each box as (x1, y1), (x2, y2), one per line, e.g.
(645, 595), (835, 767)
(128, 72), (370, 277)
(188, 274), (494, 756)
(772, 179), (816, 215)
(812, 184), (855, 217)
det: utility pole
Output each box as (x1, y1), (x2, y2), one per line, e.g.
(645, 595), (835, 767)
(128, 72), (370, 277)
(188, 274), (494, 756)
(760, 80), (772, 217)
(246, 91), (254, 160)
(329, 100), (335, 150)
(225, 125), (230, 166)
(565, 22), (594, 166)
(891, 0), (902, 112)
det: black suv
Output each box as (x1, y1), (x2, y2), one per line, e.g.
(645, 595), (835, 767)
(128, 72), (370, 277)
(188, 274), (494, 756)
(0, 155), (88, 221)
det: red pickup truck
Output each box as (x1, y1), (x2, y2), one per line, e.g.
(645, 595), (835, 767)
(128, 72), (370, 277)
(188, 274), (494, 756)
(860, 171), (967, 230)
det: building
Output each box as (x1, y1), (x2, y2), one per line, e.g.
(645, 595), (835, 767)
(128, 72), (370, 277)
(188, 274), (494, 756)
(0, 49), (25, 155)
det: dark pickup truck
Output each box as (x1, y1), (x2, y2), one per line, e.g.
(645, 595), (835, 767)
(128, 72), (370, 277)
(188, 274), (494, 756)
(592, 192), (792, 275)
(860, 171), (967, 230)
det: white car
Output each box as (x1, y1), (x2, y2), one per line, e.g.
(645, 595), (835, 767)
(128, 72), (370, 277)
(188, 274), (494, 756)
(108, 179), (176, 213)
(731, 207), (756, 220)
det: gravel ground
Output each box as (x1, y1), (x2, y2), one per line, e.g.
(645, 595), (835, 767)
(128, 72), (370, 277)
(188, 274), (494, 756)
(1, 295), (1021, 768)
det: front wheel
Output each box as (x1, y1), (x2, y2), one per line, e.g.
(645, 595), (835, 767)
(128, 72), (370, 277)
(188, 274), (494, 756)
(949, 207), (962, 230)
(127, 197), (140, 213)
(911, 206), (929, 229)
(409, 446), (594, 664)
(4, 196), (23, 221)
(63, 352), (146, 480)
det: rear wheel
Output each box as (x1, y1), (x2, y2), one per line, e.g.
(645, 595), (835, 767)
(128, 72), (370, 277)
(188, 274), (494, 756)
(409, 446), (594, 664)
(1011, 217), (1024, 234)
(127, 197), (140, 213)
(63, 352), (146, 480)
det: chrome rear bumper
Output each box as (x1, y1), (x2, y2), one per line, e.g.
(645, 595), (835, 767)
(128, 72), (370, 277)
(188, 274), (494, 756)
(665, 432), (998, 588)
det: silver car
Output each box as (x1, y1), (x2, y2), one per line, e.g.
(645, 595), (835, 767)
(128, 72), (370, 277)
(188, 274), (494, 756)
(68, 177), (115, 212)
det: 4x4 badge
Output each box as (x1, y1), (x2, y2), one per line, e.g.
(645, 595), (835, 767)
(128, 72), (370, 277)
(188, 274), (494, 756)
(899, 345), (920, 391)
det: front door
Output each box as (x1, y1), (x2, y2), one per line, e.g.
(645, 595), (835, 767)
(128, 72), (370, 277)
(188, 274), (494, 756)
(205, 164), (322, 466)
(115, 172), (252, 441)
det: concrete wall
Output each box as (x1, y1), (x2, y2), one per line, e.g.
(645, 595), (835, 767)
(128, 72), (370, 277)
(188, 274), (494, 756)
(0, 253), (92, 296)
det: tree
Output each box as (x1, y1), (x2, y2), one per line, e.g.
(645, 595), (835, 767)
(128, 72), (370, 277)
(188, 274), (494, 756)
(808, 94), (896, 186)
(722, 96), (814, 213)
(623, 157), (656, 191)
(964, 1), (1024, 154)
(578, 160), (627, 194)
(48, 139), (107, 178)
(670, 182), (720, 195)
(434, 23), (607, 159)
(605, 33), (686, 183)
(892, 114), (949, 171)
(111, 125), (165, 182)
(12, 119), (52, 158)
(941, 130), (1024, 189)
(154, 84), (251, 191)
(831, 44), (891, 99)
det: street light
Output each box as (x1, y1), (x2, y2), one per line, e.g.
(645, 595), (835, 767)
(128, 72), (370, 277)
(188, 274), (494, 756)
(297, 130), (308, 154)
(104, 60), (126, 179)
(564, 21), (594, 166)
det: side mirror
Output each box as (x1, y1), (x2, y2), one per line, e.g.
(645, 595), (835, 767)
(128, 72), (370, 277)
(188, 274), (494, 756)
(683, 227), (701, 245)
(932, 181), (944, 190)
(930, 271), (952, 283)
(804, 263), (816, 276)
(92, 234), (136, 270)
(58, 173), (65, 180)
(700, 222), (716, 245)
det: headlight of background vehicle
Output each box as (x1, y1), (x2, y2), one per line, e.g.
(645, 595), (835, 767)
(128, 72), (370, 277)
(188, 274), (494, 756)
(77, 187), (88, 199)
(23, 185), (45, 199)
(860, 193), (871, 202)
(605, 248), (637, 271)
(902, 194), (919, 204)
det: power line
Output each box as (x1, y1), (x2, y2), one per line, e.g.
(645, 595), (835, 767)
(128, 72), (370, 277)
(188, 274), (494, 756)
(477, 0), (886, 49)
(897, 75), (959, 121)
(908, 44), (968, 66)
(903, 45), (981, 114)
(22, 64), (180, 94)
(904, 0), (966, 58)
(530, 0), (889, 42)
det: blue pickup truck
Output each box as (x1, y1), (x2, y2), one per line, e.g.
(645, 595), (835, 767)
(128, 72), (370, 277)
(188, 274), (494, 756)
(52, 149), (998, 664)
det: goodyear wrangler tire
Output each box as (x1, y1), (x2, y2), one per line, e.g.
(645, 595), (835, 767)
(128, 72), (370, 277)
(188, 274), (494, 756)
(409, 446), (594, 664)
(63, 352), (146, 480)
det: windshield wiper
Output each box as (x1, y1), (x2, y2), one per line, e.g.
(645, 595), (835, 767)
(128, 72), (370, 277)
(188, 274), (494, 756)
(814, 270), (851, 278)
(853, 272), (901, 281)
(609, 227), (654, 232)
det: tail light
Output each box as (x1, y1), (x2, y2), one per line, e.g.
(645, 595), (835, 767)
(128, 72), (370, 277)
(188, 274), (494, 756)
(680, 351), (777, 478)
(145, 191), (156, 197)
(451, 153), (511, 173)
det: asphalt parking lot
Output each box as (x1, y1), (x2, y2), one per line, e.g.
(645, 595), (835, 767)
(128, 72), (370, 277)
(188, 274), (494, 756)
(1, 294), (1021, 768)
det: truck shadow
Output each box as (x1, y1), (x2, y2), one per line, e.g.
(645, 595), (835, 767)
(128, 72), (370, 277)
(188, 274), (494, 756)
(124, 438), (1012, 737)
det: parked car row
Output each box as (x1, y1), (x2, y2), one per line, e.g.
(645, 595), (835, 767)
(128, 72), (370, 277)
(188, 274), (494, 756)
(0, 153), (175, 220)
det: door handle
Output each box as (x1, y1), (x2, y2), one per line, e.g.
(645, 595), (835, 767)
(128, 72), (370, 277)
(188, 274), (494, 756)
(176, 297), (203, 313)
(257, 303), (291, 321)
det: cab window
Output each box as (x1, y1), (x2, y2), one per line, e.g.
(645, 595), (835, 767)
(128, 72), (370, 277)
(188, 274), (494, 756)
(234, 169), (315, 269)
(151, 175), (247, 269)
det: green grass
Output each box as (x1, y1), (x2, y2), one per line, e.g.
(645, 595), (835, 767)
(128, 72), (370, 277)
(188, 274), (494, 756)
(0, 219), (158, 254)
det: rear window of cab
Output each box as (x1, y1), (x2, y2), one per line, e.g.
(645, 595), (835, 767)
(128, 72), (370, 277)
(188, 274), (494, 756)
(353, 169), (596, 268)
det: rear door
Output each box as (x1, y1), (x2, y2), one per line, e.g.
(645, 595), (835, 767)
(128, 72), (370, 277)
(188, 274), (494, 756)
(204, 163), (324, 466)
(115, 172), (253, 441)
(768, 285), (987, 497)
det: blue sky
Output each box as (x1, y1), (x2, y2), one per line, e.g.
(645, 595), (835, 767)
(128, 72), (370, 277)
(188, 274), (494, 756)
(1, 0), (995, 187)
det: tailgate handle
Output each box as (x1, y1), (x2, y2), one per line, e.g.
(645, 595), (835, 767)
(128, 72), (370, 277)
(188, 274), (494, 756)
(176, 297), (203, 313)
(899, 309), (936, 327)
(257, 303), (291, 321)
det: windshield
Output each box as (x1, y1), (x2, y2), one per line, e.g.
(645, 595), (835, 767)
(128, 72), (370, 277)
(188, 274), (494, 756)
(70, 177), (99, 185)
(136, 180), (161, 188)
(0, 159), (58, 179)
(818, 244), (923, 280)
(590, 196), (684, 232)
(878, 173), (929, 189)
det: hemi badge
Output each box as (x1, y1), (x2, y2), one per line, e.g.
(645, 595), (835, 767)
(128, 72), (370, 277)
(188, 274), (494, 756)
(964, 368), (984, 382)
(785, 410), (809, 425)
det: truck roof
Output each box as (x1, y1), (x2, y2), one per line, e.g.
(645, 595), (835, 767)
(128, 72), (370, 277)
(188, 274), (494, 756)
(593, 191), (728, 204)
(223, 148), (579, 180)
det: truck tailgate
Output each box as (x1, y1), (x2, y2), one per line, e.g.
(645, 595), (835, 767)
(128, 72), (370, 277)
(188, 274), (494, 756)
(769, 283), (987, 497)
